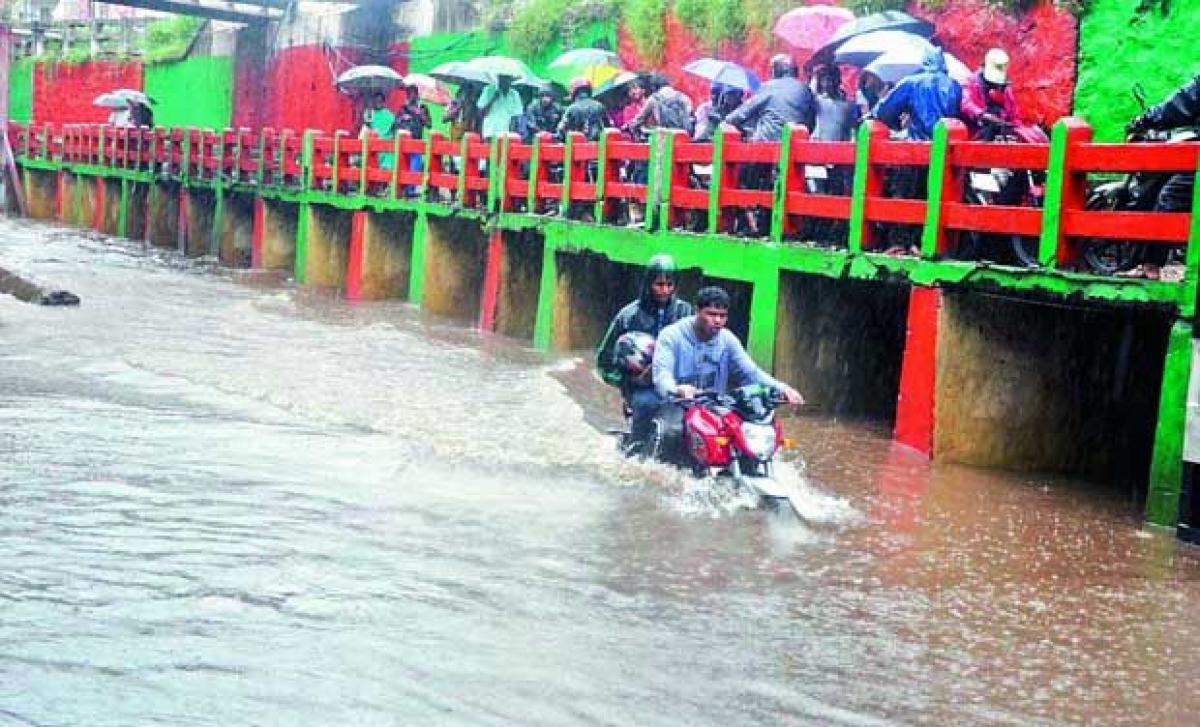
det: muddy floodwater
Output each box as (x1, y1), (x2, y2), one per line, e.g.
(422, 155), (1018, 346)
(1, 218), (1198, 726)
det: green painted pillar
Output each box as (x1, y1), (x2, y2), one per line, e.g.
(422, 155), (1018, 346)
(707, 129), (727, 234)
(532, 238), (558, 351)
(846, 122), (873, 254)
(920, 121), (951, 259)
(1147, 320), (1192, 528)
(408, 211), (428, 305)
(294, 202), (310, 284)
(117, 177), (129, 238)
(746, 258), (780, 370)
(769, 124), (794, 244)
(1179, 153), (1200, 319)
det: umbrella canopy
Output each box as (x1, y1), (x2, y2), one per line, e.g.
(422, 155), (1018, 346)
(403, 73), (453, 105)
(808, 10), (935, 69)
(111, 88), (154, 105)
(682, 58), (761, 92)
(864, 47), (971, 84)
(593, 70), (641, 105)
(93, 92), (128, 109)
(833, 30), (934, 68)
(465, 55), (539, 85)
(428, 60), (492, 87)
(773, 6), (855, 52)
(336, 65), (405, 93)
(827, 10), (935, 46)
(547, 48), (622, 87)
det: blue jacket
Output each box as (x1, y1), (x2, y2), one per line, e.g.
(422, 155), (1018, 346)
(873, 48), (962, 141)
(652, 317), (780, 398)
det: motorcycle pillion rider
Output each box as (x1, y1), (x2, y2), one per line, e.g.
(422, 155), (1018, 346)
(1121, 74), (1200, 280)
(649, 286), (803, 455)
(595, 254), (693, 451)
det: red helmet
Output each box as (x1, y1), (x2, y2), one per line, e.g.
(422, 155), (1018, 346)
(569, 77), (593, 98)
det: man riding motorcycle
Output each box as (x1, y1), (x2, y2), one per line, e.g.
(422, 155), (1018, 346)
(1120, 74), (1200, 280)
(595, 254), (693, 452)
(649, 286), (803, 457)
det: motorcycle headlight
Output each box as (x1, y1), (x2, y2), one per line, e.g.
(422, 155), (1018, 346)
(741, 423), (776, 460)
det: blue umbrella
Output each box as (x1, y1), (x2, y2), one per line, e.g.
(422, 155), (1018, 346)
(682, 58), (761, 92)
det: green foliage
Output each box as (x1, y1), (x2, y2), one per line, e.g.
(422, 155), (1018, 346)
(63, 46), (90, 65)
(623, 0), (668, 63)
(144, 14), (204, 63)
(506, 0), (619, 58)
(847, 0), (907, 13)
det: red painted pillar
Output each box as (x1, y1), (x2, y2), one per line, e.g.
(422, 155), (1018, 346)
(251, 197), (266, 269)
(478, 228), (503, 331)
(92, 176), (105, 232)
(894, 285), (942, 456)
(176, 187), (189, 251)
(346, 210), (367, 300)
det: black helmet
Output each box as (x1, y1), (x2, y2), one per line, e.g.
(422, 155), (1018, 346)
(770, 53), (797, 79)
(614, 331), (656, 374)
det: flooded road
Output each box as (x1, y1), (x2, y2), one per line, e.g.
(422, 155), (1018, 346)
(2, 218), (1198, 725)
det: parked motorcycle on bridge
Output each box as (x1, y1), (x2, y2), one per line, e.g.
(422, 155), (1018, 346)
(1080, 86), (1197, 275)
(956, 118), (1048, 267)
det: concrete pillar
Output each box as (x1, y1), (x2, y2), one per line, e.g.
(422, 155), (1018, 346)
(420, 216), (486, 320)
(251, 197), (265, 269)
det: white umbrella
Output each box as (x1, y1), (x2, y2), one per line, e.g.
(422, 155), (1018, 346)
(833, 30), (934, 68)
(336, 65), (405, 93)
(111, 88), (154, 105)
(93, 92), (128, 109)
(864, 47), (972, 84)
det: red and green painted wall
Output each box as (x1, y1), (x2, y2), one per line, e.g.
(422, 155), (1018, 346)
(6, 1), (1197, 138)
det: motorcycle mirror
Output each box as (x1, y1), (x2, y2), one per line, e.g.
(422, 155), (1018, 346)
(1132, 83), (1148, 111)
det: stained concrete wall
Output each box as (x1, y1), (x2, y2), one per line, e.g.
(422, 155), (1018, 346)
(305, 205), (351, 289)
(495, 230), (543, 339)
(262, 200), (297, 270)
(101, 179), (121, 235)
(148, 182), (181, 249)
(775, 274), (909, 419)
(126, 182), (149, 240)
(60, 173), (78, 225)
(184, 188), (217, 257)
(220, 192), (254, 267)
(78, 174), (98, 231)
(360, 211), (413, 300)
(421, 217), (485, 320)
(23, 169), (56, 220)
(936, 291), (1171, 486)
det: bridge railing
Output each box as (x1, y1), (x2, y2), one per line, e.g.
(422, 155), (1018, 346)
(8, 119), (1198, 279)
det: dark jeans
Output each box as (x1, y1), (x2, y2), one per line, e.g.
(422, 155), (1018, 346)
(1143, 173), (1194, 266)
(628, 386), (663, 443)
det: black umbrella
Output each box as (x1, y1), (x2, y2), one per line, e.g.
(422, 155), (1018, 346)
(807, 10), (935, 69)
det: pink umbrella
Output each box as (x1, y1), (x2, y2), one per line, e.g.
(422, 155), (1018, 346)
(403, 73), (453, 105)
(773, 5), (856, 52)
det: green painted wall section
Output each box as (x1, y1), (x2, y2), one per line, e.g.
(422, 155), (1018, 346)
(144, 56), (234, 130)
(1075, 0), (1200, 142)
(8, 57), (34, 123)
(407, 21), (617, 133)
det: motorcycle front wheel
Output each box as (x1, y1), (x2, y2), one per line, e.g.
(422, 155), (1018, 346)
(1080, 192), (1137, 275)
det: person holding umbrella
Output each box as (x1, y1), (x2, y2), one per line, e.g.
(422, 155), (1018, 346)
(871, 46), (961, 142)
(693, 83), (744, 143)
(477, 74), (524, 142)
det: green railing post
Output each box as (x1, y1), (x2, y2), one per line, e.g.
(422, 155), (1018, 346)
(847, 121), (884, 255)
(650, 129), (672, 232)
(490, 134), (506, 214)
(594, 129), (613, 223)
(358, 128), (370, 200)
(708, 129), (728, 234)
(770, 124), (794, 244)
(301, 129), (316, 192)
(180, 128), (192, 183)
(561, 132), (576, 217)
(921, 119), (967, 260)
(255, 129), (267, 188)
(1147, 319), (1192, 527)
(528, 133), (543, 213)
(331, 130), (345, 194)
(388, 132), (403, 200)
(457, 133), (470, 205)
(1038, 117), (1092, 269)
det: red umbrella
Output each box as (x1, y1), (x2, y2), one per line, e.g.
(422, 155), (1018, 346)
(773, 5), (855, 52)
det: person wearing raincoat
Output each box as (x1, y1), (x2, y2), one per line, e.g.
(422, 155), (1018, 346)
(361, 92), (396, 171)
(871, 46), (962, 141)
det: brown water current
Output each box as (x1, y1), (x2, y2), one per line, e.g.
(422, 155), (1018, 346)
(1, 217), (1198, 725)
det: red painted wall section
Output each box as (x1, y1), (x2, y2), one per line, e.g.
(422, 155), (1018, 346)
(913, 0), (1076, 125)
(32, 61), (142, 125)
(894, 285), (941, 456)
(617, 1), (1076, 127)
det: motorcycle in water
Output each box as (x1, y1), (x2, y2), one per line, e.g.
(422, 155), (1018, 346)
(956, 119), (1048, 267)
(626, 384), (806, 517)
(1080, 86), (1197, 275)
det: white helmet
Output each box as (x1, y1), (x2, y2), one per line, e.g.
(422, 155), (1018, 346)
(983, 48), (1009, 85)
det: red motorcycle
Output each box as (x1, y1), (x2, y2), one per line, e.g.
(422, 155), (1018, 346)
(644, 384), (804, 516)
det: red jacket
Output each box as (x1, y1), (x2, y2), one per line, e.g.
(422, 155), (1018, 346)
(961, 72), (1021, 136)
